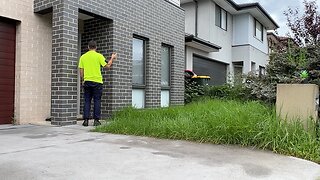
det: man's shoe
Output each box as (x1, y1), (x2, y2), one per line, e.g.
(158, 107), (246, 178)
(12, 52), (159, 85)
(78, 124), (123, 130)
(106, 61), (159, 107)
(82, 119), (89, 127)
(93, 120), (101, 126)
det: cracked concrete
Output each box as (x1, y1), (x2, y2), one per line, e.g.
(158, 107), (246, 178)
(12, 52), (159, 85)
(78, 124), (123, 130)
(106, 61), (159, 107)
(0, 125), (319, 180)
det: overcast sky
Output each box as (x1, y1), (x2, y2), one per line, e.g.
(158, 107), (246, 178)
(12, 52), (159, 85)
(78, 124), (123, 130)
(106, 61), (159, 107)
(233, 0), (320, 36)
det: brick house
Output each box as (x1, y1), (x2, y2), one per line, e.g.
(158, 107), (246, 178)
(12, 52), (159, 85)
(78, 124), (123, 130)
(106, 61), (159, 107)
(0, 0), (185, 126)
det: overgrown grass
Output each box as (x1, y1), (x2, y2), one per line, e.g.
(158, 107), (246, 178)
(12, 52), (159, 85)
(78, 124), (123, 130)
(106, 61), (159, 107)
(95, 99), (320, 163)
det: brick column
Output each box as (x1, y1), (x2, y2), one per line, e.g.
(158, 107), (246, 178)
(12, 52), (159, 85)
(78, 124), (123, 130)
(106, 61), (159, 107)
(145, 39), (161, 108)
(107, 21), (132, 113)
(170, 41), (185, 106)
(51, 3), (79, 125)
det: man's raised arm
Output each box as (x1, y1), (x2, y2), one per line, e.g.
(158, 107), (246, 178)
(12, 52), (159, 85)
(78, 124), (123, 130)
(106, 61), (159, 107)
(104, 53), (118, 68)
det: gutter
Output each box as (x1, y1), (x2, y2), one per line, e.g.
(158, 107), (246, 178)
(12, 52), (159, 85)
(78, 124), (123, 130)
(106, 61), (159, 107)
(194, 0), (198, 37)
(225, 0), (279, 29)
(185, 34), (222, 50)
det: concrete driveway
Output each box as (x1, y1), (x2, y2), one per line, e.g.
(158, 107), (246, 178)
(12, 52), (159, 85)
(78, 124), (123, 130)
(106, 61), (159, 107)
(0, 124), (319, 180)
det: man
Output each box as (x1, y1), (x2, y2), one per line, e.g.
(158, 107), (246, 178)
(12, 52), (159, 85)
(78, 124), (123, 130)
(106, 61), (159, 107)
(78, 40), (117, 126)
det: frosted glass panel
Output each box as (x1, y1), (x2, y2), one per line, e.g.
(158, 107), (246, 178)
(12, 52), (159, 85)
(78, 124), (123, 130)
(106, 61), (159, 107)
(161, 46), (170, 87)
(132, 89), (145, 109)
(221, 10), (227, 30)
(133, 38), (144, 85)
(255, 21), (263, 41)
(161, 90), (170, 107)
(215, 6), (221, 27)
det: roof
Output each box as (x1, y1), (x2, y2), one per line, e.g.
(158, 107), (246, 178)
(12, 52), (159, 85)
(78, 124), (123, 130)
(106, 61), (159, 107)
(185, 34), (221, 52)
(267, 32), (299, 48)
(267, 32), (292, 41)
(181, 0), (279, 30)
(226, 0), (279, 29)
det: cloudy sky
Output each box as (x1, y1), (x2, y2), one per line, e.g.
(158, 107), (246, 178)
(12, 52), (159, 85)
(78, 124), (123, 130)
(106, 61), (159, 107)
(233, 0), (320, 36)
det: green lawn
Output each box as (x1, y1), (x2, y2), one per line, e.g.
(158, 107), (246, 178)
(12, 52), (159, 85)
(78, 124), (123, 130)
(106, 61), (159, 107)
(95, 99), (320, 163)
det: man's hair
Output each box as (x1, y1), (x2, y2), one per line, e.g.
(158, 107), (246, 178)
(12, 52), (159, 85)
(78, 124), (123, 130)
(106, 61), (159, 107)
(88, 40), (97, 49)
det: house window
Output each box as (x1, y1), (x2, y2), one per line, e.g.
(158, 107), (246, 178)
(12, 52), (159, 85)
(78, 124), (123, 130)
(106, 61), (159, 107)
(233, 62), (243, 84)
(215, 5), (227, 30)
(132, 37), (146, 108)
(259, 66), (266, 76)
(161, 45), (171, 107)
(255, 20), (264, 41)
(251, 62), (256, 73)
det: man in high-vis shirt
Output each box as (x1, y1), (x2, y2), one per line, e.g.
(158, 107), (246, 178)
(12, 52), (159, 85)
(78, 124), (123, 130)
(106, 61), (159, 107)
(78, 40), (117, 126)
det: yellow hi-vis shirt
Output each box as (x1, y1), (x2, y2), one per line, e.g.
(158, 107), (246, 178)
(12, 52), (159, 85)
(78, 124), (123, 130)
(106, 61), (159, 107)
(78, 50), (107, 84)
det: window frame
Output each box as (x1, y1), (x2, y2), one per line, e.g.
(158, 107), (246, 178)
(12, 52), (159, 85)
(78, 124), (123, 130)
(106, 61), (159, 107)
(132, 36), (147, 89)
(161, 44), (172, 107)
(259, 65), (266, 76)
(161, 44), (172, 90)
(215, 4), (228, 31)
(254, 19), (264, 41)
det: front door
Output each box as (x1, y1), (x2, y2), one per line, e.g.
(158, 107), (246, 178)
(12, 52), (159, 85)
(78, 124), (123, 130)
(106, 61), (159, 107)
(0, 18), (16, 124)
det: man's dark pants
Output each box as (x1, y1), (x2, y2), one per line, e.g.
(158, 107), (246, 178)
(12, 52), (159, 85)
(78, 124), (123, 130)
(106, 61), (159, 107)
(83, 81), (103, 120)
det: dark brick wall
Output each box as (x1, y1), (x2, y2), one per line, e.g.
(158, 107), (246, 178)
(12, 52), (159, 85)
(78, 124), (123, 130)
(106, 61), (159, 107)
(34, 0), (185, 125)
(80, 18), (114, 118)
(50, 2), (79, 125)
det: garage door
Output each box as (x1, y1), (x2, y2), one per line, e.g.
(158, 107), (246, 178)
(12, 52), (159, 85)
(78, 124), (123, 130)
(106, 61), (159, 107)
(193, 55), (227, 85)
(0, 19), (16, 124)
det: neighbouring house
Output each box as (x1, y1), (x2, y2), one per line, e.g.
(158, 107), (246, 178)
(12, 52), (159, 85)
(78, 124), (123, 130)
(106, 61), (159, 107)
(181, 0), (279, 85)
(0, 0), (185, 126)
(267, 32), (299, 53)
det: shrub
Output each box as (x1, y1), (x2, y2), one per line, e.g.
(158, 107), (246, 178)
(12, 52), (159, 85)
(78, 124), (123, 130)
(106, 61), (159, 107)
(184, 79), (204, 104)
(204, 84), (252, 101)
(305, 45), (320, 84)
(241, 45), (312, 104)
(186, 45), (320, 105)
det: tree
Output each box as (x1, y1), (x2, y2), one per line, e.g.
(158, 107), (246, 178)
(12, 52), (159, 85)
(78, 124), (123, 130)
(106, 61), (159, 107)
(284, 0), (320, 46)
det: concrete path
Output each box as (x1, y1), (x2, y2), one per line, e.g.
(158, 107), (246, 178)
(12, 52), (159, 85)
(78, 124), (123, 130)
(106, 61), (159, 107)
(0, 125), (319, 180)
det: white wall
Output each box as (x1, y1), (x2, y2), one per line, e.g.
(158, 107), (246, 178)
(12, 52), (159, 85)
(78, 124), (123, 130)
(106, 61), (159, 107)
(182, 2), (196, 35)
(232, 45), (268, 74)
(248, 15), (268, 54)
(232, 13), (269, 75)
(183, 0), (234, 64)
(233, 13), (268, 54)
(233, 14), (250, 45)
(197, 0), (211, 40)
(209, 12), (233, 63)
(198, 1), (233, 63)
(232, 46), (250, 73)
(184, 0), (233, 78)
(249, 45), (268, 69)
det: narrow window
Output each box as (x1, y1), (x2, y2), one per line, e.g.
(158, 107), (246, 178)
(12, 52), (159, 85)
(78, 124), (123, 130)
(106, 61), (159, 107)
(161, 45), (171, 107)
(251, 62), (256, 73)
(132, 37), (146, 108)
(259, 66), (266, 76)
(215, 5), (227, 30)
(255, 20), (264, 41)
(233, 62), (243, 84)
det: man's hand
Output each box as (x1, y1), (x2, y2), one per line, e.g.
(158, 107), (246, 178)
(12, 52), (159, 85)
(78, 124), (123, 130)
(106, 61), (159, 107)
(111, 53), (118, 60)
(105, 53), (118, 69)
